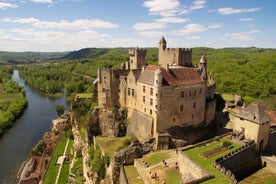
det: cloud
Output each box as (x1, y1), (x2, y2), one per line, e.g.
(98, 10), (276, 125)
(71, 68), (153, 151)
(0, 17), (119, 29)
(185, 36), (200, 40)
(156, 17), (189, 24)
(224, 29), (260, 41)
(143, 0), (180, 17)
(172, 23), (207, 35)
(189, 0), (205, 10)
(218, 7), (260, 15)
(132, 22), (166, 31)
(27, 0), (53, 4)
(208, 23), (222, 29)
(0, 17), (39, 24)
(0, 28), (110, 51)
(238, 18), (255, 22)
(0, 2), (18, 9)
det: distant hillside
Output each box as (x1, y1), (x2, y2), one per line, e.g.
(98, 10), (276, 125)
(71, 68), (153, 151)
(63, 47), (129, 61)
(0, 51), (68, 64)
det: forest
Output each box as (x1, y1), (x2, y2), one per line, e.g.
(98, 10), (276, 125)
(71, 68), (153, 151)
(15, 46), (276, 110)
(0, 67), (27, 135)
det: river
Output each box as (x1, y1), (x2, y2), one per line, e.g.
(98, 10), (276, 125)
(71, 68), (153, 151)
(0, 70), (67, 184)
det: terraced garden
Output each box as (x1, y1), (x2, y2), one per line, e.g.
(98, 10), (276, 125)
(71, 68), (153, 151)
(184, 137), (240, 184)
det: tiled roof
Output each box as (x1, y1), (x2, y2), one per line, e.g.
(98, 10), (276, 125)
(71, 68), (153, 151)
(235, 103), (271, 124)
(137, 65), (204, 86)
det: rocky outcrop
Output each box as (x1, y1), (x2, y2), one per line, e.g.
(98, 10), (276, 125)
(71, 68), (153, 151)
(99, 107), (127, 137)
(167, 124), (211, 147)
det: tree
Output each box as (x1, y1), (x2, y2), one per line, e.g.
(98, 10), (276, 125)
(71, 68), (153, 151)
(55, 105), (65, 117)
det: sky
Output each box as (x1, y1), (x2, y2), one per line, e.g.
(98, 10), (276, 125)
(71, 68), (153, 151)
(0, 0), (275, 52)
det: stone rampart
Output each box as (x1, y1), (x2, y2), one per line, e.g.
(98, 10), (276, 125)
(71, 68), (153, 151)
(213, 140), (262, 182)
(178, 153), (213, 183)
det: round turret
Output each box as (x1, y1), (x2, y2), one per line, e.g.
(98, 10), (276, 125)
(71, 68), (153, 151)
(154, 68), (162, 87)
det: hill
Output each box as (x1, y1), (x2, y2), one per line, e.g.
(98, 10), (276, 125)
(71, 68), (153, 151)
(0, 51), (68, 64)
(63, 47), (129, 61)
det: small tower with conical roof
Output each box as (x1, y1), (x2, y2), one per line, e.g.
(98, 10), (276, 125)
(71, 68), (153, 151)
(159, 36), (167, 50)
(199, 53), (207, 81)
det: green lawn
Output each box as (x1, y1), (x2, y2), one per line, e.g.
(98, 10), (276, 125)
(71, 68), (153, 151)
(165, 168), (181, 184)
(124, 165), (144, 184)
(43, 133), (73, 184)
(76, 93), (93, 99)
(144, 152), (171, 166)
(184, 137), (240, 184)
(95, 136), (133, 157)
(222, 93), (234, 101)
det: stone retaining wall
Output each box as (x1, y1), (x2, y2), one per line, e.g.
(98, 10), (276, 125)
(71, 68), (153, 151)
(213, 140), (262, 183)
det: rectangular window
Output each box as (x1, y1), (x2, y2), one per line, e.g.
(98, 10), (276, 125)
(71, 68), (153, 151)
(180, 91), (185, 98)
(132, 89), (135, 97)
(193, 102), (196, 109)
(143, 86), (146, 93)
(150, 109), (152, 115)
(128, 88), (130, 96)
(150, 98), (153, 106)
(150, 88), (153, 95)
(143, 96), (145, 103)
(180, 105), (184, 112)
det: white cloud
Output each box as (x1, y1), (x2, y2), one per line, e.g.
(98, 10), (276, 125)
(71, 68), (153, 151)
(0, 17), (39, 24)
(224, 29), (260, 41)
(143, 0), (180, 17)
(172, 23), (207, 35)
(0, 17), (119, 29)
(208, 23), (222, 29)
(27, 0), (53, 4)
(0, 2), (18, 9)
(0, 28), (110, 51)
(132, 22), (166, 31)
(238, 18), (254, 22)
(218, 7), (260, 15)
(156, 17), (189, 24)
(190, 0), (205, 10)
(185, 36), (200, 39)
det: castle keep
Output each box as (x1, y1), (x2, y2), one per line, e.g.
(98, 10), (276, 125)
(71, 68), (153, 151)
(97, 37), (216, 149)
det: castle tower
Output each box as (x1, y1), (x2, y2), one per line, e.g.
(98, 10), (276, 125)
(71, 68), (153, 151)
(199, 54), (207, 81)
(159, 36), (167, 50)
(127, 47), (146, 70)
(154, 68), (162, 112)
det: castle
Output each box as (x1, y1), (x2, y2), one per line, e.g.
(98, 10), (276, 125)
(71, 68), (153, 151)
(96, 37), (216, 149)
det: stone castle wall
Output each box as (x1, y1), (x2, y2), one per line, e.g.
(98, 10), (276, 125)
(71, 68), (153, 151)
(230, 114), (270, 151)
(127, 108), (153, 142)
(158, 48), (192, 67)
(214, 141), (262, 182)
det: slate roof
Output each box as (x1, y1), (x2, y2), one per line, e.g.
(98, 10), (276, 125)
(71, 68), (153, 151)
(235, 103), (271, 124)
(137, 65), (204, 86)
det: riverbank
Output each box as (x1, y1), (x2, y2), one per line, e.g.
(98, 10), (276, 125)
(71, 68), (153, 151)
(0, 69), (68, 183)
(0, 69), (28, 136)
(16, 112), (71, 184)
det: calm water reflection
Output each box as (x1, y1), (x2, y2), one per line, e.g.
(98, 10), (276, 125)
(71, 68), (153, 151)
(0, 70), (67, 184)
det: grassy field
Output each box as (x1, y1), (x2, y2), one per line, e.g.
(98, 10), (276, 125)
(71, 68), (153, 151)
(43, 132), (74, 184)
(95, 136), (133, 157)
(184, 137), (240, 184)
(239, 167), (276, 184)
(124, 165), (144, 184)
(144, 152), (171, 166)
